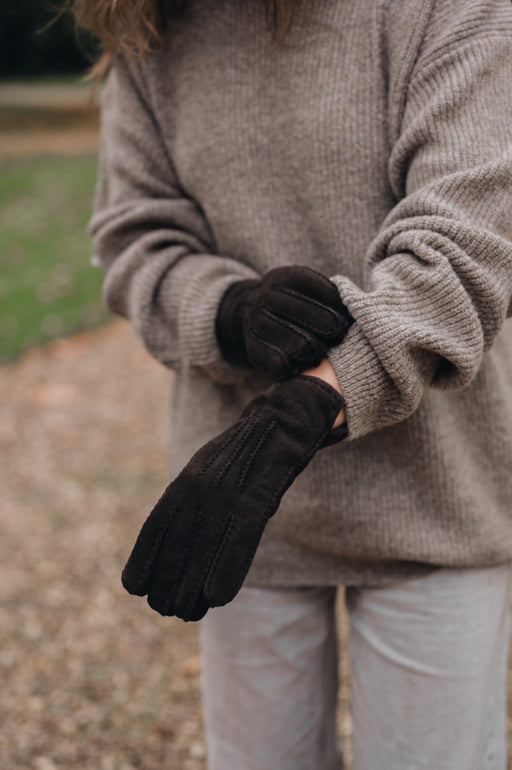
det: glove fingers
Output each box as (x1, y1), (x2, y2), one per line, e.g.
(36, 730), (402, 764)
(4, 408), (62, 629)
(171, 512), (235, 621)
(203, 514), (267, 608)
(146, 502), (207, 616)
(184, 594), (209, 622)
(267, 285), (348, 340)
(249, 310), (325, 372)
(266, 265), (340, 308)
(263, 266), (347, 339)
(247, 332), (296, 380)
(121, 480), (182, 597)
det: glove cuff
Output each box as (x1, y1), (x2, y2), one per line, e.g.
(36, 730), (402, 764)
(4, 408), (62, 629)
(258, 374), (347, 447)
(319, 420), (348, 446)
(292, 374), (347, 446)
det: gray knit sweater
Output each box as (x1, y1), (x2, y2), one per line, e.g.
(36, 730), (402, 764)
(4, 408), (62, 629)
(90, 0), (512, 586)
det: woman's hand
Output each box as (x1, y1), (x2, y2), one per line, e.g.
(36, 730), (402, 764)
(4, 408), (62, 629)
(215, 265), (353, 379)
(121, 375), (345, 622)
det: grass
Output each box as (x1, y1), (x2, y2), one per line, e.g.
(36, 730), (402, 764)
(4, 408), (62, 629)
(0, 153), (111, 362)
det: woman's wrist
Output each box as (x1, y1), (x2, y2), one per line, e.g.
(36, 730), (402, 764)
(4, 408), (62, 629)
(301, 359), (345, 428)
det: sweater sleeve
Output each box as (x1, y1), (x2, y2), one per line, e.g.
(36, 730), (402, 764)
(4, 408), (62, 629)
(89, 52), (259, 382)
(328, 0), (512, 440)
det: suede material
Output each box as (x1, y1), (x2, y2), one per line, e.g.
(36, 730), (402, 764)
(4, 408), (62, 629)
(121, 376), (344, 621)
(216, 266), (353, 380)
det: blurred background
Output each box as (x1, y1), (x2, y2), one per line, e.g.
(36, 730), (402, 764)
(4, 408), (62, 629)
(0, 4), (208, 769)
(0, 3), (508, 769)
(0, 0), (105, 361)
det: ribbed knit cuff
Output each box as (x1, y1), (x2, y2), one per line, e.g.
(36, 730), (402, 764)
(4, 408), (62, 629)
(162, 254), (260, 383)
(327, 322), (392, 441)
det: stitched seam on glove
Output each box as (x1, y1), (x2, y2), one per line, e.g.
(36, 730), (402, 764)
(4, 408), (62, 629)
(257, 308), (323, 358)
(183, 512), (234, 620)
(247, 328), (293, 365)
(197, 418), (250, 479)
(268, 286), (347, 336)
(237, 419), (277, 491)
(162, 505), (207, 615)
(260, 302), (345, 339)
(208, 514), (269, 606)
(212, 417), (260, 488)
(130, 505), (180, 594)
(203, 514), (237, 602)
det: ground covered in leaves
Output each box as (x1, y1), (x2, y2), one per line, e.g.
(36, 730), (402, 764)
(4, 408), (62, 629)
(1, 324), (207, 770)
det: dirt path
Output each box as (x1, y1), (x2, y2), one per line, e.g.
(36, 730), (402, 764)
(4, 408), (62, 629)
(0, 323), (205, 769)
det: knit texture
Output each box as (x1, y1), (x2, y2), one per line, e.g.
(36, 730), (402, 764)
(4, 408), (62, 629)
(90, 0), (512, 586)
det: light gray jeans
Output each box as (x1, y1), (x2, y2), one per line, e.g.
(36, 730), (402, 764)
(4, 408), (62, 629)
(200, 564), (511, 770)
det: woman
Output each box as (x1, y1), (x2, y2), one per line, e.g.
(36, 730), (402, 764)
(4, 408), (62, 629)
(82, 0), (512, 767)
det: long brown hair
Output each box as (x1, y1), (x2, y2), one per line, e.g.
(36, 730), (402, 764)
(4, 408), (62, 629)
(71, 0), (306, 78)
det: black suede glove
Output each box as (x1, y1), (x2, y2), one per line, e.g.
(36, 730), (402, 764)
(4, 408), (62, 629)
(215, 265), (353, 380)
(121, 375), (346, 622)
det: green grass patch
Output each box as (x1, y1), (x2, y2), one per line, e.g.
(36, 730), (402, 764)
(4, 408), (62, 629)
(0, 153), (112, 362)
